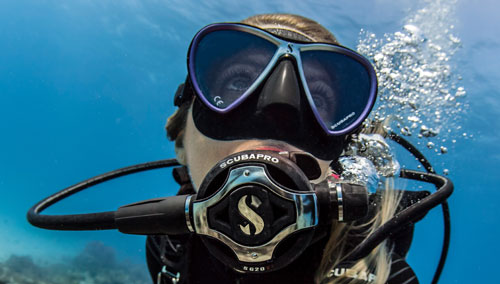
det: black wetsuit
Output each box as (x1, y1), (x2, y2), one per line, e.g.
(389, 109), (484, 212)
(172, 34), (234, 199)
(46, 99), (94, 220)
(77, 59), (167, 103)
(146, 233), (418, 284)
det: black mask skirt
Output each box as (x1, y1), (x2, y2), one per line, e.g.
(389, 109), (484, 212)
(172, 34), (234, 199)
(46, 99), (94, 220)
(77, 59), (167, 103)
(189, 58), (350, 161)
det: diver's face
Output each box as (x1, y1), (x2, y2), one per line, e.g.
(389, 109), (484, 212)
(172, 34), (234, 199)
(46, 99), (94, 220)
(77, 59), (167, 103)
(182, 102), (333, 190)
(180, 26), (350, 189)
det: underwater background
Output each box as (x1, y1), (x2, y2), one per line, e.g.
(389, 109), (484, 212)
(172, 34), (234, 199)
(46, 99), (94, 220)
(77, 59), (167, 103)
(0, 0), (498, 283)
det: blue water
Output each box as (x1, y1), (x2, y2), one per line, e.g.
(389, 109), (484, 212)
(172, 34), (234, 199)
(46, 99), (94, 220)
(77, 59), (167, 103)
(1, 0), (498, 283)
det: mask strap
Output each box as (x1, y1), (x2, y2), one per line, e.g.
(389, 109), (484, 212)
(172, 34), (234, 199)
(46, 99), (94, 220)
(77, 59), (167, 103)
(173, 79), (194, 107)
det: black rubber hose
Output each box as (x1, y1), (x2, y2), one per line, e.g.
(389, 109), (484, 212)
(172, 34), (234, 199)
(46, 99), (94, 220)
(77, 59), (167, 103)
(346, 169), (453, 261)
(388, 132), (435, 173)
(27, 159), (179, 230)
(388, 132), (451, 284)
(433, 201), (450, 284)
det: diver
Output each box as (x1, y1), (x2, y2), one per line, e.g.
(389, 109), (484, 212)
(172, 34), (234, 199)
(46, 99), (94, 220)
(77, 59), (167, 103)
(27, 13), (453, 284)
(147, 14), (420, 284)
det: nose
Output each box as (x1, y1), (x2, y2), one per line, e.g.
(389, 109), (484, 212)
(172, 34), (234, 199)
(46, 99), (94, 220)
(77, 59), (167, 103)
(256, 60), (302, 124)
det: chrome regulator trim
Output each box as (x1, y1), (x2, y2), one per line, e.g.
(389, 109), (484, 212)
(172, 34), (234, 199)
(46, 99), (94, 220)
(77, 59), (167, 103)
(336, 183), (344, 222)
(192, 166), (317, 262)
(185, 195), (194, 233)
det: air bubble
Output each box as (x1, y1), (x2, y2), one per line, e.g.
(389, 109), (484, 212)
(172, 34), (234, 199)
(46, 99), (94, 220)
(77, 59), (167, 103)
(374, 53), (384, 62)
(401, 127), (412, 136)
(455, 86), (466, 97)
(440, 146), (448, 154)
(408, 116), (420, 122)
(420, 125), (438, 137)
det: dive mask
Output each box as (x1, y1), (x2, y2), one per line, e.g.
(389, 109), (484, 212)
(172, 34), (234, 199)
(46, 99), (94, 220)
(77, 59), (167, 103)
(183, 23), (378, 136)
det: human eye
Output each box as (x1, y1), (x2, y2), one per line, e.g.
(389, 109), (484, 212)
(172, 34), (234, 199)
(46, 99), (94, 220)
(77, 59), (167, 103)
(223, 65), (256, 92)
(211, 63), (261, 104)
(309, 80), (337, 111)
(214, 47), (271, 92)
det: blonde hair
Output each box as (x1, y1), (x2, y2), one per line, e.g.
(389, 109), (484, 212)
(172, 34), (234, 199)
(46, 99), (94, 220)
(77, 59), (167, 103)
(166, 14), (403, 284)
(242, 14), (338, 44)
(316, 179), (402, 284)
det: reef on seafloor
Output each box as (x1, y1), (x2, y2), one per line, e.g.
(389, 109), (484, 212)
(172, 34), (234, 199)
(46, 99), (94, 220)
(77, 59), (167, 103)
(0, 241), (150, 284)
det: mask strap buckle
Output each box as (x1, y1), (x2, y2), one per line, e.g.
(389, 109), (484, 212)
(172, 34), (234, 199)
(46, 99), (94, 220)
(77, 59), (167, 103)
(157, 265), (181, 284)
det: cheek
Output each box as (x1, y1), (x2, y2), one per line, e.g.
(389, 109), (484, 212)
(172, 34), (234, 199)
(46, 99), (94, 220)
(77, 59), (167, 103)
(183, 106), (244, 190)
(183, 110), (223, 190)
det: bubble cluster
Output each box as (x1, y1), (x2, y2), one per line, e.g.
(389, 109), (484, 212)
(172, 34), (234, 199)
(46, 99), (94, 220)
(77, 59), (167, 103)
(344, 134), (401, 177)
(357, 0), (467, 157)
(339, 134), (401, 192)
(338, 156), (380, 193)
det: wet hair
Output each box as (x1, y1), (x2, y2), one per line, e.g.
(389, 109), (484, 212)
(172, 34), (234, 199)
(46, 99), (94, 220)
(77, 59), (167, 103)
(166, 84), (190, 150)
(242, 14), (338, 44)
(166, 14), (401, 284)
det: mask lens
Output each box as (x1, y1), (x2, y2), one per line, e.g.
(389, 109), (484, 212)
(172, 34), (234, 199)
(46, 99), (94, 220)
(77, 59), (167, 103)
(192, 29), (277, 110)
(301, 49), (373, 133)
